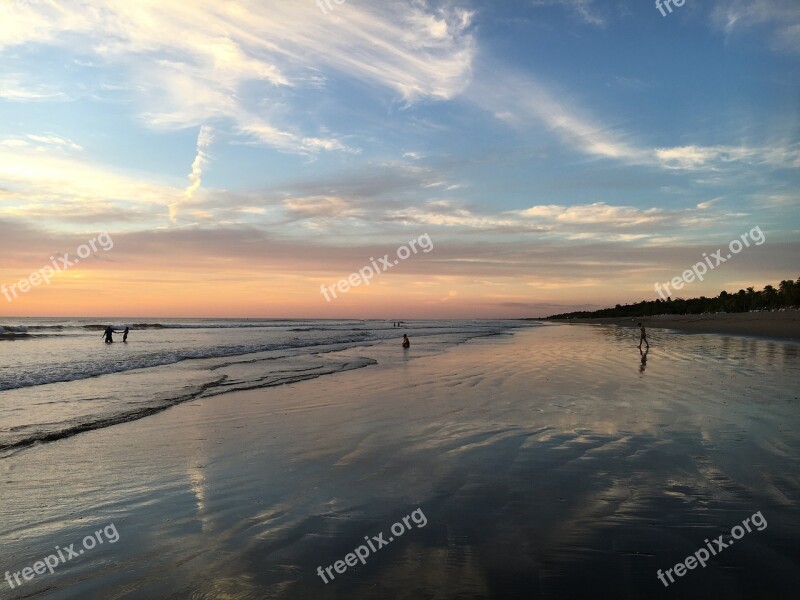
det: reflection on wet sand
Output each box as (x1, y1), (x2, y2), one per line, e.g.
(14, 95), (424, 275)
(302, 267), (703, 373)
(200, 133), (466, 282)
(1, 325), (798, 599)
(639, 348), (648, 374)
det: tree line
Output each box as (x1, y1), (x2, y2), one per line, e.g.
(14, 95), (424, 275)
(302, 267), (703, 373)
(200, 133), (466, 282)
(546, 277), (800, 319)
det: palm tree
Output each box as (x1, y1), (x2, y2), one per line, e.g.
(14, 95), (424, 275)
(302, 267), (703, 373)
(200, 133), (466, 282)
(779, 280), (794, 308)
(763, 285), (777, 310)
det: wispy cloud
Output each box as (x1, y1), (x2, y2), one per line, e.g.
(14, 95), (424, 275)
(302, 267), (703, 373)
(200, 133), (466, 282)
(0, 76), (68, 101)
(1, 1), (475, 154)
(655, 144), (800, 170)
(25, 134), (83, 151)
(515, 203), (664, 227)
(385, 198), (732, 242)
(711, 0), (800, 55)
(471, 66), (800, 171)
(470, 67), (643, 162)
(530, 0), (606, 26)
(170, 125), (214, 222)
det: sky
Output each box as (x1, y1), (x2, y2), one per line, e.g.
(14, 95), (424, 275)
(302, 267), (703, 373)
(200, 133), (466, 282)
(0, 0), (798, 318)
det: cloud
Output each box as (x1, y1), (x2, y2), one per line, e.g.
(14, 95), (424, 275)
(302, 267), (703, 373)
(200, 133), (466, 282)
(655, 145), (800, 170)
(1, 0), (475, 154)
(1, 134), (84, 153)
(0, 144), (182, 227)
(530, 0), (606, 26)
(0, 76), (68, 101)
(386, 198), (688, 239)
(25, 135), (83, 151)
(470, 65), (800, 172)
(0, 138), (29, 148)
(468, 67), (643, 163)
(388, 201), (533, 231)
(234, 117), (348, 153)
(283, 196), (363, 221)
(516, 203), (664, 227)
(711, 0), (800, 55)
(696, 198), (721, 210)
(170, 125), (214, 222)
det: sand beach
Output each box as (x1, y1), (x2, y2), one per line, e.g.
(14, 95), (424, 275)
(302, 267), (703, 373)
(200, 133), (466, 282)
(547, 311), (800, 341)
(2, 324), (798, 599)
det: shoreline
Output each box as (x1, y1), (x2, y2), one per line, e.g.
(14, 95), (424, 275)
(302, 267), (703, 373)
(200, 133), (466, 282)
(1, 323), (529, 457)
(541, 311), (800, 341)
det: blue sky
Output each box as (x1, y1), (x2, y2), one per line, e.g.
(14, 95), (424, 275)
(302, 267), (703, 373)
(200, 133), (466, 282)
(0, 0), (798, 317)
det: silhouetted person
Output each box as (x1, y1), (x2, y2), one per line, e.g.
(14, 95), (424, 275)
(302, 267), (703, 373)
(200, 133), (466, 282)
(402, 334), (410, 348)
(102, 326), (114, 344)
(637, 322), (649, 350)
(122, 327), (129, 343)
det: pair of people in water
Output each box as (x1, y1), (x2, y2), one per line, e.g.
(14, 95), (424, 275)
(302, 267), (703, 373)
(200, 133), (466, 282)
(102, 326), (129, 343)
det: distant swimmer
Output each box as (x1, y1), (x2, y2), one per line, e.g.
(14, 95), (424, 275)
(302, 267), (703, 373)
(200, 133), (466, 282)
(637, 322), (649, 350)
(102, 326), (114, 344)
(402, 334), (410, 348)
(122, 327), (129, 343)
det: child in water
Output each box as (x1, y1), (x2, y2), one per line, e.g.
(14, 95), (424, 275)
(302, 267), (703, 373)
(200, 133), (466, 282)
(402, 334), (410, 348)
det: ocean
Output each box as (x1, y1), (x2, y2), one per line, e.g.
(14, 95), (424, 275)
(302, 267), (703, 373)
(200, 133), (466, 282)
(0, 318), (529, 455)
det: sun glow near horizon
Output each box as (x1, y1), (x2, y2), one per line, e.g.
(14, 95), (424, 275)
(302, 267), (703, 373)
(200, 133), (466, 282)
(1, 0), (797, 317)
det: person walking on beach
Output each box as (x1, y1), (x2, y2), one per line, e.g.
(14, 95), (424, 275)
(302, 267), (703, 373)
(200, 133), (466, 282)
(637, 322), (649, 350)
(402, 334), (410, 348)
(102, 326), (114, 344)
(122, 327), (129, 343)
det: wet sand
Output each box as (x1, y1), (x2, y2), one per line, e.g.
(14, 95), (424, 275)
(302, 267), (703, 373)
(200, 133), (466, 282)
(546, 310), (800, 341)
(1, 325), (799, 599)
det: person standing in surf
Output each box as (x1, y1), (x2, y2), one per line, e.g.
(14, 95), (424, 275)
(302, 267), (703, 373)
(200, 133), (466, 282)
(102, 326), (114, 344)
(637, 322), (649, 350)
(402, 334), (410, 348)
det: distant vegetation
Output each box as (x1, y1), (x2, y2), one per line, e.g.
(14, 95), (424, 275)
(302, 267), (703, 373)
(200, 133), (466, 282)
(546, 277), (800, 319)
